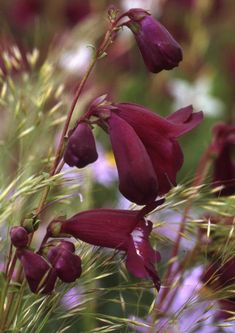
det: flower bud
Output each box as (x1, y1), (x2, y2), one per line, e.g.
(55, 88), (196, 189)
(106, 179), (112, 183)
(10, 226), (28, 248)
(48, 243), (82, 283)
(64, 122), (98, 168)
(124, 8), (183, 73)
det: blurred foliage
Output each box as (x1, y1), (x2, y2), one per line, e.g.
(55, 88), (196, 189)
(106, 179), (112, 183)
(0, 0), (235, 332)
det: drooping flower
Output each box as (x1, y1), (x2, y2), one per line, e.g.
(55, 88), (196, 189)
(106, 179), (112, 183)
(16, 248), (57, 293)
(211, 123), (235, 196)
(123, 8), (183, 73)
(47, 240), (82, 283)
(64, 97), (203, 205)
(48, 202), (164, 290)
(107, 112), (159, 204)
(64, 122), (98, 168)
(112, 103), (203, 197)
(93, 99), (203, 204)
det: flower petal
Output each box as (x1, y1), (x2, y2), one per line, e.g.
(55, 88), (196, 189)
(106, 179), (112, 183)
(166, 106), (204, 137)
(126, 220), (161, 290)
(108, 112), (158, 205)
(116, 103), (203, 138)
(48, 246), (82, 283)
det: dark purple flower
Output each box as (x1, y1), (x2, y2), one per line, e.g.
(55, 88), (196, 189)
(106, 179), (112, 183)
(16, 249), (57, 293)
(107, 112), (159, 204)
(91, 100), (203, 204)
(9, 0), (42, 30)
(10, 226), (28, 248)
(64, 97), (203, 204)
(48, 241), (82, 283)
(64, 1), (90, 27)
(112, 103), (203, 198)
(211, 123), (235, 196)
(48, 203), (164, 290)
(124, 8), (183, 73)
(64, 122), (98, 168)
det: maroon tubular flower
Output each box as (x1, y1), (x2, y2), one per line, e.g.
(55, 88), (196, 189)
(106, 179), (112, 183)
(104, 103), (203, 201)
(124, 8), (183, 73)
(10, 226), (28, 248)
(64, 122), (98, 168)
(107, 112), (158, 204)
(16, 249), (57, 293)
(48, 241), (82, 283)
(211, 123), (235, 196)
(48, 203), (164, 290)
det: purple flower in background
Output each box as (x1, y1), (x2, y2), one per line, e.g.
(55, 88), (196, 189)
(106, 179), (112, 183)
(61, 287), (84, 309)
(48, 202), (164, 290)
(64, 122), (98, 168)
(211, 123), (235, 196)
(91, 143), (118, 186)
(124, 8), (183, 73)
(154, 209), (196, 250)
(131, 267), (218, 333)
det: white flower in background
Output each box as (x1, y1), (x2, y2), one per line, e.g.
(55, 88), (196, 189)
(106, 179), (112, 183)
(169, 77), (224, 117)
(121, 0), (163, 15)
(60, 43), (92, 74)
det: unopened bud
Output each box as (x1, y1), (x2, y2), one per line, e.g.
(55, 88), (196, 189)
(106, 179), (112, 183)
(10, 226), (28, 248)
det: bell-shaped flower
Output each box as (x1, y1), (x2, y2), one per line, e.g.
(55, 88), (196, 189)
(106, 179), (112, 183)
(65, 97), (203, 205)
(124, 8), (183, 73)
(211, 123), (235, 196)
(48, 240), (82, 283)
(64, 122), (98, 168)
(48, 203), (164, 290)
(16, 248), (57, 293)
(110, 103), (203, 198)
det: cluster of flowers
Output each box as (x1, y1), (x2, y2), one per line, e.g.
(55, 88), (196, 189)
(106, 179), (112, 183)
(10, 8), (203, 294)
